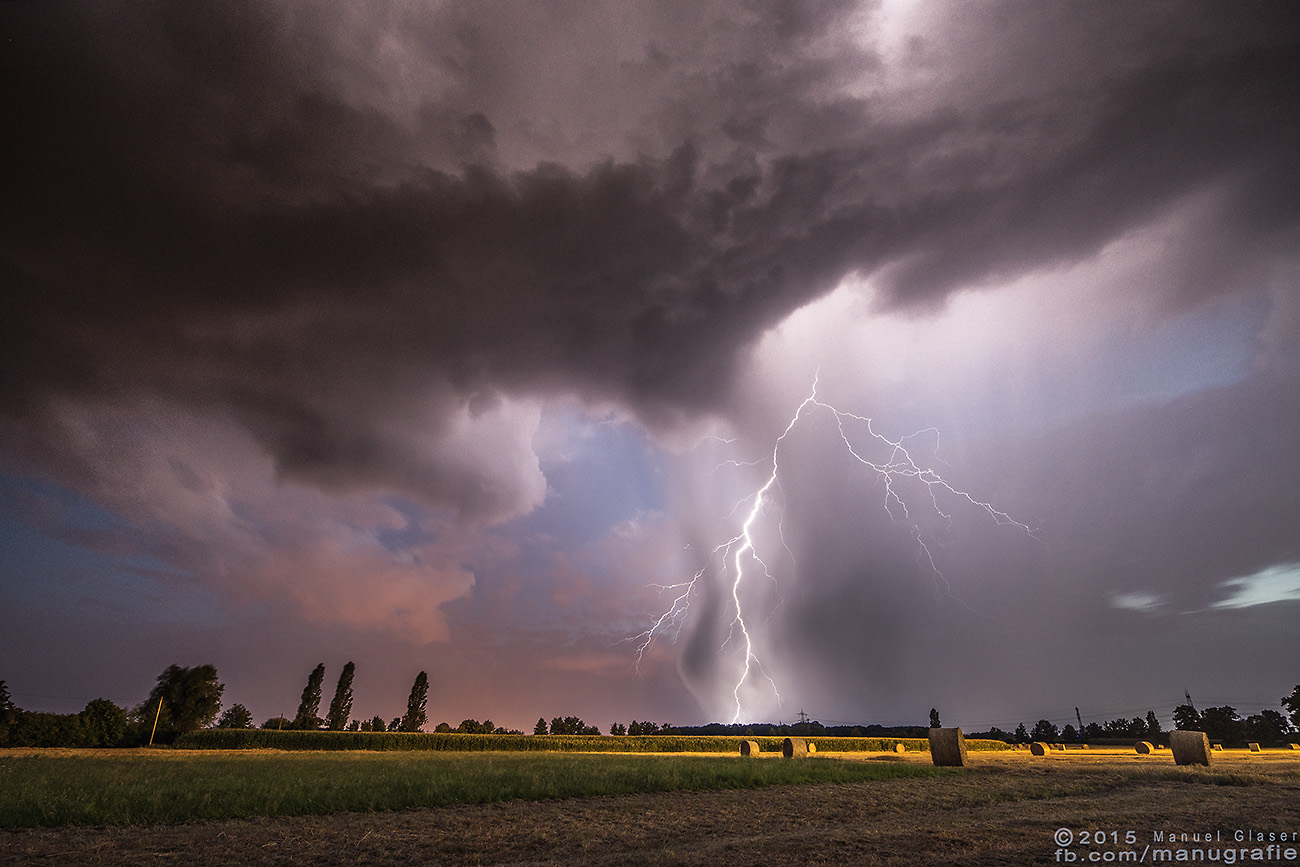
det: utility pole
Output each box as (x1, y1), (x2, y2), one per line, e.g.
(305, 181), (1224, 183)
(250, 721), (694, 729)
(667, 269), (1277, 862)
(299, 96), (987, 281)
(797, 709), (810, 725)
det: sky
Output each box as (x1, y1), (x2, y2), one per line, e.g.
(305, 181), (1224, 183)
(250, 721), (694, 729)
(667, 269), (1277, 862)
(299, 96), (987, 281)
(2, 0), (1298, 735)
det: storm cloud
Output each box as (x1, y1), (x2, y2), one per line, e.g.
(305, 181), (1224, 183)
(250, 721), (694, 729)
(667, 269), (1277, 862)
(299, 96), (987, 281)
(2, 1), (1298, 728)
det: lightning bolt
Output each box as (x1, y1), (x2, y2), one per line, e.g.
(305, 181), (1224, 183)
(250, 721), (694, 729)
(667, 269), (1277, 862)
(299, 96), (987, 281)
(633, 377), (1039, 723)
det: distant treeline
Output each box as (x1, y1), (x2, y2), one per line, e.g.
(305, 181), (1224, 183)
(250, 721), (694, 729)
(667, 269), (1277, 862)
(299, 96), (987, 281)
(5, 668), (1298, 750)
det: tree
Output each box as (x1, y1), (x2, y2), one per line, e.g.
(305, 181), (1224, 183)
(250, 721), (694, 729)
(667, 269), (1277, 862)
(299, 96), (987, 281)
(80, 698), (127, 746)
(1172, 702), (1201, 731)
(534, 717), (548, 736)
(929, 708), (941, 728)
(0, 681), (17, 746)
(1244, 710), (1289, 747)
(400, 671), (429, 732)
(1030, 719), (1059, 742)
(1145, 711), (1162, 737)
(1282, 685), (1300, 730)
(369, 715), (386, 732)
(293, 663), (326, 730)
(217, 704), (253, 729)
(1013, 723), (1029, 744)
(145, 664), (224, 740)
(261, 715), (291, 730)
(326, 662), (355, 731)
(610, 722), (627, 735)
(1199, 706), (1244, 745)
(388, 717), (401, 732)
(1060, 724), (1078, 742)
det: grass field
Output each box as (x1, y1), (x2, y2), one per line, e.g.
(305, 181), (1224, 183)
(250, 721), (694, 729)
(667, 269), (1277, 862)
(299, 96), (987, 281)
(3, 748), (1298, 865)
(0, 748), (950, 828)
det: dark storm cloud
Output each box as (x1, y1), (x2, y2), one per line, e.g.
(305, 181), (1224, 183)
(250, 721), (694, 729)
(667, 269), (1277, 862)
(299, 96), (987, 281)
(3, 0), (1299, 519)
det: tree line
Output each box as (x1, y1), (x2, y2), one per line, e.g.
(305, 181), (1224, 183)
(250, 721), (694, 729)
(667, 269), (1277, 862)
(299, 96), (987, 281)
(0, 662), (431, 747)
(968, 689), (1300, 747)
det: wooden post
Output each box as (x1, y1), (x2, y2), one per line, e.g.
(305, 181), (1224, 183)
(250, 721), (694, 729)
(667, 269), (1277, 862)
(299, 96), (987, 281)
(148, 697), (163, 747)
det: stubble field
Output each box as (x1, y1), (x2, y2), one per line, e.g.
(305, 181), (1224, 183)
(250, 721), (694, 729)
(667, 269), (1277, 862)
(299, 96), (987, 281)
(2, 747), (1298, 865)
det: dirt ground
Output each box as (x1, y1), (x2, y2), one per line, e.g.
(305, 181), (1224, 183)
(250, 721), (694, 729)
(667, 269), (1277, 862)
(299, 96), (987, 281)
(4, 750), (1299, 866)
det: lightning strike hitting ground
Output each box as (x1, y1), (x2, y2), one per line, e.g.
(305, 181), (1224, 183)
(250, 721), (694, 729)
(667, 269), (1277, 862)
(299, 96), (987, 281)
(634, 379), (1039, 723)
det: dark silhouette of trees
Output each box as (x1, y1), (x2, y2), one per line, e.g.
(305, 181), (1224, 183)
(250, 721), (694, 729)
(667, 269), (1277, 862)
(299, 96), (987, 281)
(1173, 701), (1201, 731)
(929, 708), (941, 728)
(0, 681), (16, 746)
(1199, 706), (1244, 745)
(400, 672), (428, 732)
(293, 663), (326, 730)
(1145, 711), (1162, 736)
(534, 717), (548, 735)
(217, 704), (253, 729)
(549, 716), (599, 735)
(1283, 685), (1300, 730)
(610, 722), (627, 735)
(326, 661), (355, 731)
(261, 715), (291, 730)
(1031, 719), (1059, 742)
(81, 698), (126, 746)
(1014, 723), (1029, 743)
(144, 664), (224, 741)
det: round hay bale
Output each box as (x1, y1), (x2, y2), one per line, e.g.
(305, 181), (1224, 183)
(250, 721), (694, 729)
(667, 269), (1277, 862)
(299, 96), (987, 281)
(1212, 744), (1224, 751)
(1135, 741), (1154, 754)
(807, 742), (816, 753)
(1171, 730), (1213, 766)
(1248, 742), (1261, 752)
(894, 742), (907, 753)
(1289, 743), (1300, 750)
(1030, 742), (1049, 756)
(782, 737), (808, 758)
(740, 740), (761, 756)
(928, 727), (967, 767)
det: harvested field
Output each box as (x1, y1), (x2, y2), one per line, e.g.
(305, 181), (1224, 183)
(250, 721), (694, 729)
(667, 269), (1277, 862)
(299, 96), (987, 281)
(3, 749), (1299, 865)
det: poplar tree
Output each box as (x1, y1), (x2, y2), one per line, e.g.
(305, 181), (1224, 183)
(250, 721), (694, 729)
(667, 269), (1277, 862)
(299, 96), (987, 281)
(400, 671), (428, 732)
(326, 661), (355, 731)
(293, 663), (326, 730)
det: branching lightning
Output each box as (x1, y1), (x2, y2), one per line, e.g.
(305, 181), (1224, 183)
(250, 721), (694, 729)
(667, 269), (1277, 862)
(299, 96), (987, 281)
(633, 377), (1039, 723)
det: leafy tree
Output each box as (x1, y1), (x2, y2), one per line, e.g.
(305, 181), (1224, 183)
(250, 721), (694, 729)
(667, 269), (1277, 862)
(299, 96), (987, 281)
(435, 722), (452, 732)
(347, 720), (360, 732)
(400, 671), (429, 732)
(326, 661), (355, 731)
(1030, 719), (1059, 742)
(1145, 711), (1163, 737)
(0, 681), (17, 746)
(534, 717), (548, 736)
(81, 698), (127, 746)
(370, 715), (386, 732)
(145, 664), (224, 740)
(1282, 685), (1300, 730)
(1199, 706), (1244, 745)
(388, 717), (401, 732)
(293, 664), (326, 730)
(455, 719), (496, 734)
(1244, 710), (1289, 747)
(929, 708), (941, 728)
(610, 722), (627, 735)
(1172, 702), (1201, 731)
(1060, 724), (1078, 742)
(1013, 723), (1029, 744)
(261, 715), (291, 730)
(549, 715), (600, 735)
(217, 704), (253, 729)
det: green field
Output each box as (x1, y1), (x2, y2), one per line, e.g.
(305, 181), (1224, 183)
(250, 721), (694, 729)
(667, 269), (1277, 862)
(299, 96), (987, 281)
(176, 729), (1010, 752)
(0, 749), (952, 828)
